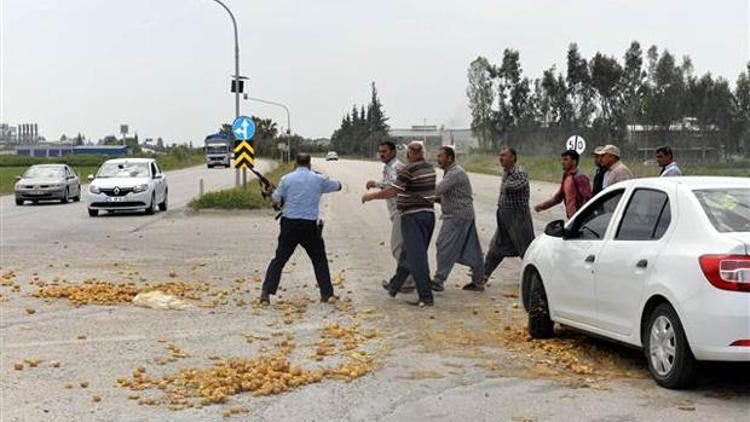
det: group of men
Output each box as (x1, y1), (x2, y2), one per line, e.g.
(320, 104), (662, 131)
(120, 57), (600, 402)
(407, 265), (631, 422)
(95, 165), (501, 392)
(258, 142), (684, 307)
(361, 141), (535, 306)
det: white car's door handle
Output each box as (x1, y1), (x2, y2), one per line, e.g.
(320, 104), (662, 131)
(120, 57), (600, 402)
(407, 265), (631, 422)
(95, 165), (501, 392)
(585, 255), (596, 263)
(636, 259), (648, 268)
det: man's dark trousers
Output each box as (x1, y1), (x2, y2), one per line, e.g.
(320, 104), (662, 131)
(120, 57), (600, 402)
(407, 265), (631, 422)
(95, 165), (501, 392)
(388, 211), (435, 302)
(263, 217), (334, 298)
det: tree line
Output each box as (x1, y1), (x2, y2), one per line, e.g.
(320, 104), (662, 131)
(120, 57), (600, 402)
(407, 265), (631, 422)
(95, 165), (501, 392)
(467, 41), (750, 155)
(330, 82), (390, 157)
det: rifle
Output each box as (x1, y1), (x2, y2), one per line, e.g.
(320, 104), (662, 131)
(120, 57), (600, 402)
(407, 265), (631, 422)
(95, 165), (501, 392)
(248, 166), (274, 199)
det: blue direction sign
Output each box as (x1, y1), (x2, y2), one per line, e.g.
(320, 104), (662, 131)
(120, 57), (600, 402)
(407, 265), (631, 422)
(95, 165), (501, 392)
(232, 116), (256, 141)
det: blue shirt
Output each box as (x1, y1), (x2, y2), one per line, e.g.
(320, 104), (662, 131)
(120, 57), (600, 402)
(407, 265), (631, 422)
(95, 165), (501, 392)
(272, 167), (341, 220)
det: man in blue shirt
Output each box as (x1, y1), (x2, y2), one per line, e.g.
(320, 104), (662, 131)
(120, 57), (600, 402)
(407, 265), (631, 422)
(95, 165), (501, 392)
(261, 153), (342, 304)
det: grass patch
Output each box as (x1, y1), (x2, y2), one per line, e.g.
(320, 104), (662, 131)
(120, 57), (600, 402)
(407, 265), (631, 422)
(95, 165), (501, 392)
(461, 153), (750, 183)
(188, 163), (293, 210)
(0, 151), (205, 195)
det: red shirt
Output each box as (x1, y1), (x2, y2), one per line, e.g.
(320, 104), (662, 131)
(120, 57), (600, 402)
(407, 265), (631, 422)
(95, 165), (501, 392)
(538, 169), (592, 218)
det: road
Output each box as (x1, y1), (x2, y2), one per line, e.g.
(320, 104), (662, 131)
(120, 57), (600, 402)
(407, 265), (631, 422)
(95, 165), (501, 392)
(0, 158), (747, 422)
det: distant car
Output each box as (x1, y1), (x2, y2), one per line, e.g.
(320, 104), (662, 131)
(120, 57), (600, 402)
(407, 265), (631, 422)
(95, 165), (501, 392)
(85, 158), (168, 217)
(520, 177), (750, 389)
(14, 164), (81, 205)
(325, 151), (339, 161)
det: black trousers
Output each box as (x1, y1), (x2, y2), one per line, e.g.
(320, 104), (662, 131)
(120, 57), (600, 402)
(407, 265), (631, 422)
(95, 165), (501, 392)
(262, 218), (334, 298)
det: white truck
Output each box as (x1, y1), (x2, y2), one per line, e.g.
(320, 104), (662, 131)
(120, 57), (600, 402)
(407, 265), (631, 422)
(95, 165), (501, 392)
(204, 133), (233, 168)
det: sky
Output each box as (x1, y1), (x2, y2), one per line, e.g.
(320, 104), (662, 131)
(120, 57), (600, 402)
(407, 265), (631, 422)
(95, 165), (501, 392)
(1, 0), (748, 144)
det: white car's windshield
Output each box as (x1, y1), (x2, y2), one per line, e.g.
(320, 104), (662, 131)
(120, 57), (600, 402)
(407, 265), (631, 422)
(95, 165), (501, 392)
(694, 188), (750, 233)
(97, 162), (150, 178)
(23, 166), (64, 179)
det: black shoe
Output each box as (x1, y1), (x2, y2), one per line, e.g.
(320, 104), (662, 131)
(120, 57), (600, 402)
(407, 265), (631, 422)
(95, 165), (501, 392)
(259, 291), (271, 304)
(321, 295), (339, 304)
(462, 282), (485, 292)
(429, 281), (445, 292)
(407, 299), (434, 307)
(382, 280), (397, 297)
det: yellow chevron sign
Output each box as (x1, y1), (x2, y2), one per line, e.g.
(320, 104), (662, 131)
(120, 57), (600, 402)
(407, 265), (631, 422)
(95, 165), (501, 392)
(233, 140), (256, 169)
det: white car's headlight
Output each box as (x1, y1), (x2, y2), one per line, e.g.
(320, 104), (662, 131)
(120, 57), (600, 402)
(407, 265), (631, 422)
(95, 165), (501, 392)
(89, 185), (101, 194)
(132, 184), (149, 193)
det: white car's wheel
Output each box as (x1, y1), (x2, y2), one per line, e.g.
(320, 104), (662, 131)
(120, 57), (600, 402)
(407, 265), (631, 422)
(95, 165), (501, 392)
(158, 190), (168, 211)
(88, 208), (98, 217)
(644, 303), (697, 389)
(528, 271), (555, 339)
(145, 193), (156, 215)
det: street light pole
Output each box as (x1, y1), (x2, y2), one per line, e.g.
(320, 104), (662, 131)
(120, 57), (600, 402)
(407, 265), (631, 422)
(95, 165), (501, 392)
(245, 97), (291, 162)
(211, 0), (242, 187)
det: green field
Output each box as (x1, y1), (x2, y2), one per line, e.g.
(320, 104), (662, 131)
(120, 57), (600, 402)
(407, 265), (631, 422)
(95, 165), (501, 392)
(461, 153), (750, 183)
(0, 151), (205, 195)
(188, 163), (293, 210)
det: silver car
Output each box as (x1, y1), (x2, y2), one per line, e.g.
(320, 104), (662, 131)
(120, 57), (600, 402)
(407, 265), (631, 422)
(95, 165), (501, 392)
(15, 164), (81, 205)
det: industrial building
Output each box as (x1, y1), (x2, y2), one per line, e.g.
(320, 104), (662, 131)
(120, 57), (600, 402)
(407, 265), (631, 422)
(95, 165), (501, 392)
(15, 144), (128, 157)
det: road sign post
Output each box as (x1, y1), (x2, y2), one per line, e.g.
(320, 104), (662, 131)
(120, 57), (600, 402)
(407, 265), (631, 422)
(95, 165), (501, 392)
(232, 116), (256, 186)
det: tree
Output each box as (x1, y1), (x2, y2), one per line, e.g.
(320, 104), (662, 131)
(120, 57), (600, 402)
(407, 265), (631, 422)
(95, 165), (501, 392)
(643, 49), (687, 138)
(566, 43), (596, 127)
(466, 56), (495, 150)
(590, 52), (625, 137)
(330, 82), (390, 156)
(733, 64), (750, 154)
(622, 41), (646, 126)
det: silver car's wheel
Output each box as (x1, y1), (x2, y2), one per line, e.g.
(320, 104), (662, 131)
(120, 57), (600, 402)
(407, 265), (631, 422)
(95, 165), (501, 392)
(649, 315), (676, 376)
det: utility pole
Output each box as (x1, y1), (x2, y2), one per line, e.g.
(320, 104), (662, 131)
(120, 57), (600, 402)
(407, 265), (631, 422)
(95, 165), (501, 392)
(244, 96), (291, 162)
(211, 0), (242, 187)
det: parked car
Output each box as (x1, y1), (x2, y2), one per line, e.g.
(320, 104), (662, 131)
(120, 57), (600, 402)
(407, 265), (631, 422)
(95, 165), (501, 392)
(325, 151), (339, 161)
(85, 158), (168, 217)
(520, 177), (750, 389)
(14, 164), (81, 205)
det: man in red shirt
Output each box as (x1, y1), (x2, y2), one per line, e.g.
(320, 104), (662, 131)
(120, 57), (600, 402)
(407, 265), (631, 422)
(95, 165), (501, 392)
(534, 150), (592, 219)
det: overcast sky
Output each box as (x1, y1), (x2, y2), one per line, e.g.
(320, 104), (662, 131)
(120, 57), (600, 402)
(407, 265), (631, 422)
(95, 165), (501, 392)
(1, 0), (748, 143)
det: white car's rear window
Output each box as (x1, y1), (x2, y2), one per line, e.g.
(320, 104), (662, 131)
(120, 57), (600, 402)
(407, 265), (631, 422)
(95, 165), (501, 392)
(694, 188), (750, 233)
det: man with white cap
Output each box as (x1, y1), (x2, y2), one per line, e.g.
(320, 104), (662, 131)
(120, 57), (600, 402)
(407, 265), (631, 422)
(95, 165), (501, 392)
(595, 144), (634, 188)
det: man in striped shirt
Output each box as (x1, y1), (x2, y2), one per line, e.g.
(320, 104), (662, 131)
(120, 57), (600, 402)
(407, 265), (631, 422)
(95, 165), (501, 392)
(365, 140), (415, 292)
(362, 141), (437, 306)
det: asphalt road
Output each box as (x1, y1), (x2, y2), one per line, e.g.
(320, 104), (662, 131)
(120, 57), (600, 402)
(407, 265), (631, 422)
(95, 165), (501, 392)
(1, 158), (747, 422)
(0, 161), (273, 254)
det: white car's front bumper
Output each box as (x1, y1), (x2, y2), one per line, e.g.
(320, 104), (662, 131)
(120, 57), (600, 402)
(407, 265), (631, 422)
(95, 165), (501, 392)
(85, 189), (152, 211)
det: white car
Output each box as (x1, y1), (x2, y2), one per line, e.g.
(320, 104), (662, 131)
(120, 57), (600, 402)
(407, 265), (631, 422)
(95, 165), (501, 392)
(85, 158), (168, 217)
(520, 177), (750, 389)
(325, 151), (339, 161)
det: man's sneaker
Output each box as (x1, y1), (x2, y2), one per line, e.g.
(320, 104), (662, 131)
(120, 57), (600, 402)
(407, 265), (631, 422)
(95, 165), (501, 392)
(429, 280), (445, 292)
(462, 282), (485, 292)
(381, 280), (397, 297)
(407, 299), (434, 307)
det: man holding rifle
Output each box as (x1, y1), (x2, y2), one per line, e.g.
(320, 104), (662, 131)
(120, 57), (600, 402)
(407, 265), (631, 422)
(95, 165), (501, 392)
(259, 153), (342, 304)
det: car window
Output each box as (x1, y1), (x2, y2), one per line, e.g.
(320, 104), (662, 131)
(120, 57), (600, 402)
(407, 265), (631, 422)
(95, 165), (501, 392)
(23, 166), (64, 179)
(154, 162), (161, 175)
(96, 162), (149, 178)
(694, 188), (750, 233)
(616, 189), (671, 241)
(568, 189), (624, 240)
(150, 163), (158, 177)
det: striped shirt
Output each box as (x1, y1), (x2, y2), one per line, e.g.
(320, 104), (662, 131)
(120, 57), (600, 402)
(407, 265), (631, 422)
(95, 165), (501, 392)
(498, 166), (530, 209)
(436, 163), (475, 220)
(393, 159), (436, 215)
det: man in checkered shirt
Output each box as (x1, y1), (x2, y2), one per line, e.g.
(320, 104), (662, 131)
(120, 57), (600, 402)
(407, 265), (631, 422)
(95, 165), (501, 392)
(479, 147), (535, 288)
